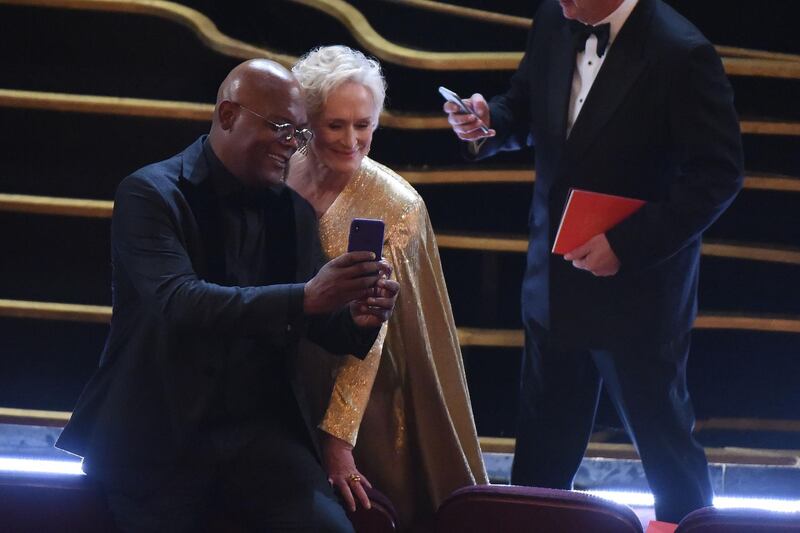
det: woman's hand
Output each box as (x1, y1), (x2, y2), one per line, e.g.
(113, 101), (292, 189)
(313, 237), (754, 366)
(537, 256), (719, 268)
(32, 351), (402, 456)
(322, 432), (372, 512)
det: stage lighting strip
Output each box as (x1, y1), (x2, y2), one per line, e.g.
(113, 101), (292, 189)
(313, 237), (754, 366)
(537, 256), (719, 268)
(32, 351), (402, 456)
(587, 491), (800, 514)
(1, 0), (798, 78)
(3, 88), (800, 136)
(2, 406), (799, 467)
(0, 455), (798, 516)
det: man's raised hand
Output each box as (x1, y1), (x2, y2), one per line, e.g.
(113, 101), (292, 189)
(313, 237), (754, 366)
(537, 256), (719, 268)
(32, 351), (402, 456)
(303, 252), (395, 316)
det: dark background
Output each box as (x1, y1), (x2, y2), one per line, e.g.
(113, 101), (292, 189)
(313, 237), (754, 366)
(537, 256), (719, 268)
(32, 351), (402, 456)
(1, 0), (798, 450)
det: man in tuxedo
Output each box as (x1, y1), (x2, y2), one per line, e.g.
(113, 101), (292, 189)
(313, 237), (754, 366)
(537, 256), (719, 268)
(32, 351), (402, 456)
(57, 59), (399, 532)
(444, 0), (743, 523)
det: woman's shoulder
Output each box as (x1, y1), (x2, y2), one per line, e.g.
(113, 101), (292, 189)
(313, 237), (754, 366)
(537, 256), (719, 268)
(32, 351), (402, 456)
(361, 157), (422, 213)
(357, 158), (427, 244)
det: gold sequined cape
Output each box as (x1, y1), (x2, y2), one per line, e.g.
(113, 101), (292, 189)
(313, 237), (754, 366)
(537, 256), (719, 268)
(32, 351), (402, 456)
(296, 157), (487, 529)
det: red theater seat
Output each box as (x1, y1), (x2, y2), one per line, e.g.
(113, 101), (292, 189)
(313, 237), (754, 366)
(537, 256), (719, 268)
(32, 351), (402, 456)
(0, 470), (115, 533)
(0, 468), (398, 533)
(347, 486), (399, 533)
(675, 506), (800, 532)
(436, 485), (643, 533)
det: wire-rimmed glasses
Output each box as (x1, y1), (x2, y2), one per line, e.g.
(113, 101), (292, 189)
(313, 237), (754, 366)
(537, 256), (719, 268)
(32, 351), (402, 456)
(232, 102), (313, 148)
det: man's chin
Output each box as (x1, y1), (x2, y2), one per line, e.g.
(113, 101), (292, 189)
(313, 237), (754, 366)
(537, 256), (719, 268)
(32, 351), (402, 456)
(259, 175), (284, 187)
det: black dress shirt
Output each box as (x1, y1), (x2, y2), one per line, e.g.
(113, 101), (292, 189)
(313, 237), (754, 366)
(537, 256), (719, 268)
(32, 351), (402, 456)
(201, 140), (299, 428)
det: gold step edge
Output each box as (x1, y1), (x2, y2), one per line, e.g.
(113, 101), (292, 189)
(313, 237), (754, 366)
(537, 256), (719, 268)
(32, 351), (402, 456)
(377, 0), (531, 29)
(3, 88), (800, 135)
(294, 0), (800, 76)
(0, 301), (798, 336)
(2, 0), (798, 76)
(0, 0), (295, 65)
(2, 170), (800, 190)
(1, 197), (798, 265)
(378, 0), (800, 64)
(480, 437), (800, 467)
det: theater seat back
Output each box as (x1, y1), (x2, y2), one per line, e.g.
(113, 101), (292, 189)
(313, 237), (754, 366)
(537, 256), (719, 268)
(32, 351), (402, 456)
(675, 506), (800, 532)
(0, 471), (116, 533)
(436, 485), (643, 533)
(347, 486), (399, 533)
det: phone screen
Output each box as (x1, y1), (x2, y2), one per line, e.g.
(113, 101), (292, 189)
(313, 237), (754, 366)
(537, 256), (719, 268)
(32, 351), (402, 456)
(438, 86), (490, 134)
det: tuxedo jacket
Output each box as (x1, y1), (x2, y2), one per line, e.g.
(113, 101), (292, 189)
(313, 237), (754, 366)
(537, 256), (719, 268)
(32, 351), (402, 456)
(477, 0), (743, 347)
(57, 137), (376, 476)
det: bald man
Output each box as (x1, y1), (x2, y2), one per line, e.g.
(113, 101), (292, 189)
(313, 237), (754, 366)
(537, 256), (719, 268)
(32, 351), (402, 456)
(57, 59), (399, 532)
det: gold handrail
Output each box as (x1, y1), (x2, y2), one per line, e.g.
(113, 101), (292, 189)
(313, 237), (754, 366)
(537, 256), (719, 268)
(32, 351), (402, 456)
(0, 0), (295, 65)
(0, 194), (113, 217)
(437, 235), (800, 265)
(377, 0), (532, 29)
(2, 195), (798, 265)
(0, 88), (213, 120)
(0, 299), (111, 323)
(0, 407), (71, 427)
(479, 438), (800, 466)
(408, 170), (800, 192)
(292, 0), (800, 78)
(2, 406), (797, 468)
(382, 0), (800, 64)
(3, 89), (800, 136)
(289, 0), (521, 70)
(459, 316), (800, 345)
(3, 0), (798, 77)
(1, 300), (798, 336)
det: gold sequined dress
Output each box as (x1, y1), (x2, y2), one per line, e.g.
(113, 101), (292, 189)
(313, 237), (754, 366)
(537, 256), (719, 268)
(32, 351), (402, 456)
(296, 156), (487, 530)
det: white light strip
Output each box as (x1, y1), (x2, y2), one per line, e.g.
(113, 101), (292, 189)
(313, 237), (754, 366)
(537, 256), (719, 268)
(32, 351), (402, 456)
(0, 457), (84, 475)
(586, 490), (800, 513)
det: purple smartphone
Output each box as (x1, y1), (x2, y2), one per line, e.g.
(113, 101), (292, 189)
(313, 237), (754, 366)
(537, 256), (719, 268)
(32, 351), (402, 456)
(347, 218), (385, 259)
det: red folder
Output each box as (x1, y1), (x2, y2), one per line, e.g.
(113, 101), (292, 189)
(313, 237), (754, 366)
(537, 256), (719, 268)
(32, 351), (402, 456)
(645, 520), (678, 533)
(552, 188), (645, 255)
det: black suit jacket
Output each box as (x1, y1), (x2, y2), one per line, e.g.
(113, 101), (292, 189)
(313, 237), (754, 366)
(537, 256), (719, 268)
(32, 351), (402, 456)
(476, 0), (743, 347)
(57, 137), (376, 477)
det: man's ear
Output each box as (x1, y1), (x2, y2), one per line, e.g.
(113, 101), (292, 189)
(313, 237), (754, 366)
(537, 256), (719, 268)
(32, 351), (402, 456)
(217, 100), (238, 130)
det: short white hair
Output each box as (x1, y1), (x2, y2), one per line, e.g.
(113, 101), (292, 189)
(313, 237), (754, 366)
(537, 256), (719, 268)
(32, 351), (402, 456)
(292, 45), (386, 124)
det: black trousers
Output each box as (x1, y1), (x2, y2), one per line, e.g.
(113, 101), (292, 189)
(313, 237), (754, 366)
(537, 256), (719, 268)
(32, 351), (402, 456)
(511, 321), (713, 523)
(99, 420), (353, 533)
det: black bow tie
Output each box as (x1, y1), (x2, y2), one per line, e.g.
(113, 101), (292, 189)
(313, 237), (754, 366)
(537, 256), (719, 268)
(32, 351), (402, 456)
(570, 21), (611, 57)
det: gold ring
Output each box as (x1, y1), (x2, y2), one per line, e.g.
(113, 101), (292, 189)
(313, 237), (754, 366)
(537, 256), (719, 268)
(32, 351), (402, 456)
(348, 474), (362, 484)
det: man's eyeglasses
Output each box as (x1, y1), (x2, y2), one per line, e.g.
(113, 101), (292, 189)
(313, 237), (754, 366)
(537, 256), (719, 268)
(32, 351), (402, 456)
(232, 102), (313, 148)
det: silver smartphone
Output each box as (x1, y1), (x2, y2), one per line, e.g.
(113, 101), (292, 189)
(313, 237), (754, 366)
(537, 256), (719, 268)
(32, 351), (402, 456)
(438, 86), (490, 135)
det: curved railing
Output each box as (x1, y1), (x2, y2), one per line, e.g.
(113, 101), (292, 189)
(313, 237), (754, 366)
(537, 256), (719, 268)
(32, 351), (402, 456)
(290, 0), (800, 77)
(1, 0), (798, 77)
(3, 88), (800, 135)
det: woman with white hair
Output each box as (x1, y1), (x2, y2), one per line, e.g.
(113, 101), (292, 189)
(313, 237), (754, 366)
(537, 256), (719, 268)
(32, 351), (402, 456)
(287, 45), (487, 530)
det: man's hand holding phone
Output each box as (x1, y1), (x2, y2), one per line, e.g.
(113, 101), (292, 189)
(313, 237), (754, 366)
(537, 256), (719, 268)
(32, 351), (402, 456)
(344, 218), (399, 328)
(440, 87), (495, 142)
(303, 251), (391, 316)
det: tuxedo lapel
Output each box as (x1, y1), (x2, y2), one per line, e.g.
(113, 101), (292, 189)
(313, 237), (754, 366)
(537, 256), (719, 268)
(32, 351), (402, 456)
(547, 20), (578, 147)
(564, 0), (653, 157)
(177, 137), (222, 282)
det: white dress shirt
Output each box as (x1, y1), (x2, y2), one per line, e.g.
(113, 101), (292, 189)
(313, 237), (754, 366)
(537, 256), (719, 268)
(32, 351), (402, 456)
(566, 0), (639, 137)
